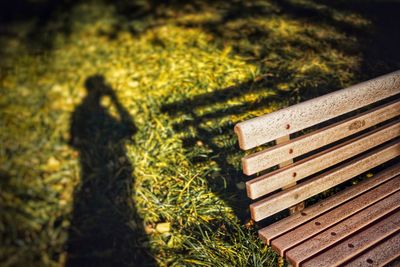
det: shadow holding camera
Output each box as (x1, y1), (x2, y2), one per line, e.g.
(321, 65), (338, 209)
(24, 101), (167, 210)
(66, 75), (155, 267)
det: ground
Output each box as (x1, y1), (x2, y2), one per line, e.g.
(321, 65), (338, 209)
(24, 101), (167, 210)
(0, 0), (399, 266)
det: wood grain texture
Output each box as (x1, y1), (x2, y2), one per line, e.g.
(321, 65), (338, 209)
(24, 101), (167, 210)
(258, 164), (400, 245)
(247, 120), (400, 199)
(242, 100), (400, 175)
(250, 140), (400, 221)
(345, 232), (400, 267)
(234, 70), (400, 150)
(302, 210), (400, 267)
(270, 176), (400, 256)
(285, 191), (400, 267)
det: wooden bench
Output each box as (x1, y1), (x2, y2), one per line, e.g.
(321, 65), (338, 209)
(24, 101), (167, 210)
(234, 70), (400, 267)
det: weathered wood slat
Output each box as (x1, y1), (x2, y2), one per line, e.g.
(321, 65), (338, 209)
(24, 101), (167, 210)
(242, 100), (400, 175)
(250, 140), (400, 221)
(285, 192), (400, 267)
(302, 210), (400, 267)
(270, 176), (400, 256)
(345, 232), (400, 267)
(234, 70), (400, 150)
(247, 120), (400, 199)
(258, 164), (400, 245)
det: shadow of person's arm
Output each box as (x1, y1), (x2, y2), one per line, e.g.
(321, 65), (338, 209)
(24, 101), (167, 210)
(108, 89), (137, 136)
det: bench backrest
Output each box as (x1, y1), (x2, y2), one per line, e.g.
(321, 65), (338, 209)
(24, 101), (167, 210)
(234, 70), (400, 222)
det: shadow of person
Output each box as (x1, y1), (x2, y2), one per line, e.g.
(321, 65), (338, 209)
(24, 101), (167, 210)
(66, 75), (155, 267)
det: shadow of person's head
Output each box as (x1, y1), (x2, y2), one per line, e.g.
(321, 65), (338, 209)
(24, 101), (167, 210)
(84, 74), (113, 98)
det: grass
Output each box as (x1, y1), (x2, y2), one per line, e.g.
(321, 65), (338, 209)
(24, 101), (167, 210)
(1, 0), (399, 266)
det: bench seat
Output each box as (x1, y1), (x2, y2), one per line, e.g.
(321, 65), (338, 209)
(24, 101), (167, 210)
(234, 70), (400, 266)
(261, 165), (400, 267)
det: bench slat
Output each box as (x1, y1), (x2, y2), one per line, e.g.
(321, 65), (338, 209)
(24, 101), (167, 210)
(302, 210), (400, 267)
(258, 164), (400, 245)
(242, 100), (400, 175)
(247, 120), (400, 199)
(250, 140), (400, 221)
(285, 191), (400, 267)
(271, 176), (400, 256)
(345, 232), (400, 267)
(234, 70), (400, 150)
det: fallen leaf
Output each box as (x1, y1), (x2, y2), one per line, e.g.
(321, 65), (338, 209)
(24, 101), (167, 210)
(156, 222), (171, 233)
(45, 157), (61, 172)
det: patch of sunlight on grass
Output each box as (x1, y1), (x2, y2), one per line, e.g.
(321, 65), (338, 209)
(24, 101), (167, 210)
(264, 17), (303, 38)
(176, 10), (222, 25)
(299, 56), (331, 74)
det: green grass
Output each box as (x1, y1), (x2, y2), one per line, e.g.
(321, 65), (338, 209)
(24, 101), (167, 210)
(1, 0), (399, 266)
